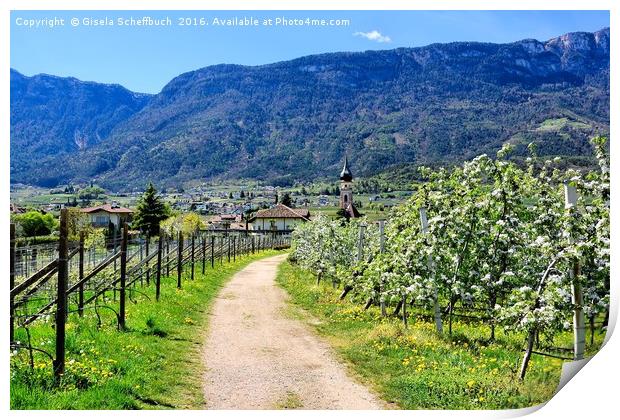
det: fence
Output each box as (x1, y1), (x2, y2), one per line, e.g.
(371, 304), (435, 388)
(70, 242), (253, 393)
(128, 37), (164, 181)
(9, 209), (290, 380)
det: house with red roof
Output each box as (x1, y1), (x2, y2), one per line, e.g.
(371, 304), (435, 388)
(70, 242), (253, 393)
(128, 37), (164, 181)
(81, 203), (133, 230)
(248, 203), (310, 232)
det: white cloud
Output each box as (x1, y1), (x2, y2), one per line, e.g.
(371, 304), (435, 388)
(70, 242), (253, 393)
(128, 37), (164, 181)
(353, 30), (392, 43)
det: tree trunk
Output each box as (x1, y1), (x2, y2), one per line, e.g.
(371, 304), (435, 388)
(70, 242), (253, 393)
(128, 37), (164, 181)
(393, 300), (403, 317)
(519, 329), (536, 380)
(339, 285), (353, 300)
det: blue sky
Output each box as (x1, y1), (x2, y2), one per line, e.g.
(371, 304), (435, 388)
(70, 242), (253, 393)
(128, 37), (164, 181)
(11, 10), (609, 94)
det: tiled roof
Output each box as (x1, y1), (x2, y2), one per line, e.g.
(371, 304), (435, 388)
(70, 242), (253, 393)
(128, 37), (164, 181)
(81, 204), (133, 214)
(252, 204), (310, 220)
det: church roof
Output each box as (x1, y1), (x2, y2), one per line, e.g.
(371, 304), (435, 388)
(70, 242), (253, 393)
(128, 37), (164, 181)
(340, 156), (353, 181)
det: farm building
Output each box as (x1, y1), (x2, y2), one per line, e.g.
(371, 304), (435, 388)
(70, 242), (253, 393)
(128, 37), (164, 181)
(248, 204), (310, 232)
(81, 203), (133, 230)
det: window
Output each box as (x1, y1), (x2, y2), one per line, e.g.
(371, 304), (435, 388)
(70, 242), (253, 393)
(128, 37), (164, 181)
(94, 215), (109, 225)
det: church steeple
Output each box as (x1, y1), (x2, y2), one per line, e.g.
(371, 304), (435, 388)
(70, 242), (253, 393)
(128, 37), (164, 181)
(340, 155), (353, 182)
(338, 155), (360, 218)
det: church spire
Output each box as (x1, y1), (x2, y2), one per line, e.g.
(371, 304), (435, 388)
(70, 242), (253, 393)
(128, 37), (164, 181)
(340, 155), (353, 182)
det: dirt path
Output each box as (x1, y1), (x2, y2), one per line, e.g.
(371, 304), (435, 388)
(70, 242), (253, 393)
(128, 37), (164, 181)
(202, 254), (383, 410)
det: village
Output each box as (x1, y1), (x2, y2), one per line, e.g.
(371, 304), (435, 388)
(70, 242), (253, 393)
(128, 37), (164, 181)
(9, 157), (406, 240)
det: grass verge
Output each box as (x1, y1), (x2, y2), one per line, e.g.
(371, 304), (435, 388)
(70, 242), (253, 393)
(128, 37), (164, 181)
(276, 260), (605, 410)
(10, 250), (283, 409)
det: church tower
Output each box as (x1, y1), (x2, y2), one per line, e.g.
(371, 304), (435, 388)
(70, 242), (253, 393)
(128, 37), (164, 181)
(339, 156), (360, 218)
(339, 155), (353, 209)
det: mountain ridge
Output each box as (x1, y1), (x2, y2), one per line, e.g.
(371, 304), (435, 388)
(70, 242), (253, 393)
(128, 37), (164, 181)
(10, 27), (609, 190)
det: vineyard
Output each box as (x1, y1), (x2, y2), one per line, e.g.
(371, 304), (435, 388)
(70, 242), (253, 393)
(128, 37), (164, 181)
(9, 212), (289, 407)
(289, 137), (610, 382)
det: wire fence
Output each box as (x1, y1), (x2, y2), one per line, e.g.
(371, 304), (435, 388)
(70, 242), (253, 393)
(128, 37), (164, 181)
(9, 211), (291, 380)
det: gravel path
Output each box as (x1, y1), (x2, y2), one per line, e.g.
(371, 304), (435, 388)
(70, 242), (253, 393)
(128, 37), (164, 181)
(202, 254), (383, 410)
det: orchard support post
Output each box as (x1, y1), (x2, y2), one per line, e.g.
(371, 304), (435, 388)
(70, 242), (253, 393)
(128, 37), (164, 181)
(145, 235), (151, 286)
(357, 223), (366, 263)
(378, 220), (387, 317)
(53, 209), (69, 380)
(177, 231), (184, 288)
(201, 235), (206, 275)
(211, 236), (215, 268)
(156, 234), (163, 301)
(165, 238), (170, 277)
(420, 207), (443, 334)
(78, 231), (85, 317)
(119, 223), (128, 331)
(10, 224), (16, 343)
(191, 234), (195, 281)
(565, 183), (585, 360)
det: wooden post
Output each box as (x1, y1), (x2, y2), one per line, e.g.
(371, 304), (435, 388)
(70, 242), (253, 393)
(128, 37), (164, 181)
(119, 223), (128, 330)
(53, 209), (69, 380)
(78, 231), (85, 317)
(191, 234), (195, 281)
(166, 237), (170, 277)
(113, 230), (118, 273)
(10, 224), (16, 343)
(139, 237), (144, 286)
(177, 231), (183, 288)
(357, 223), (366, 262)
(156, 234), (163, 301)
(145, 235), (151, 286)
(565, 183), (585, 360)
(233, 236), (236, 262)
(31, 247), (37, 275)
(227, 236), (231, 263)
(420, 207), (443, 334)
(201, 235), (206, 275)
(378, 221), (387, 317)
(252, 236), (255, 254)
(211, 236), (215, 268)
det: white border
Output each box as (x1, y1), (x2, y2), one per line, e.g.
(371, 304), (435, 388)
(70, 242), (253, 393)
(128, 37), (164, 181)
(1, 1), (616, 419)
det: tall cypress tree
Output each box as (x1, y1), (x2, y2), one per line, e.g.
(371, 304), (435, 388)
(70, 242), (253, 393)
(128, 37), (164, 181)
(132, 183), (170, 236)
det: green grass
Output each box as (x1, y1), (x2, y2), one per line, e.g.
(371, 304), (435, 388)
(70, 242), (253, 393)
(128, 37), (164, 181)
(536, 117), (591, 132)
(276, 261), (605, 410)
(10, 250), (283, 409)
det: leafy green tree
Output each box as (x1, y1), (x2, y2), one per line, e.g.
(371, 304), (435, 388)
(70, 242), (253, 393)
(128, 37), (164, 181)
(77, 185), (106, 200)
(132, 183), (170, 236)
(281, 192), (292, 207)
(13, 211), (57, 237)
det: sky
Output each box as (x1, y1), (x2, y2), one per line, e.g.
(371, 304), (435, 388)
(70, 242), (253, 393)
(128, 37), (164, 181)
(10, 10), (610, 94)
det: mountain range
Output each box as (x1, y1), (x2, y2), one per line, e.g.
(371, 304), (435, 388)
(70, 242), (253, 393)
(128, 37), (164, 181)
(10, 27), (610, 190)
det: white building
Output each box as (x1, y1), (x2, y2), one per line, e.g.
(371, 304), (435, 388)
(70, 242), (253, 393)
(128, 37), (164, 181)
(248, 203), (310, 232)
(81, 203), (133, 230)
